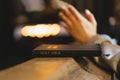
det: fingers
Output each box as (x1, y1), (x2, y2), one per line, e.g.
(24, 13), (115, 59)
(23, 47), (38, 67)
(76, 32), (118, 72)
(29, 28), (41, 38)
(59, 5), (87, 25)
(85, 9), (97, 26)
(59, 11), (72, 28)
(59, 5), (97, 29)
(61, 6), (77, 23)
(59, 5), (81, 27)
(68, 5), (84, 21)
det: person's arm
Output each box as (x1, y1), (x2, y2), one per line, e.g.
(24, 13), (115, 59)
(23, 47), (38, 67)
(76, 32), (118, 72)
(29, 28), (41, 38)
(59, 5), (97, 44)
(59, 4), (120, 79)
(89, 34), (120, 68)
(89, 34), (120, 79)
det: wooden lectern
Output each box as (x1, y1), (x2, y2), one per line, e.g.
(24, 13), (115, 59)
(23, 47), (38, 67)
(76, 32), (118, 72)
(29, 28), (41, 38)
(0, 57), (111, 80)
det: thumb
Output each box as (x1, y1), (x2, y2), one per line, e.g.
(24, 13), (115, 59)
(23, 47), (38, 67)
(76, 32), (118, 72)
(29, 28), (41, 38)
(85, 9), (97, 26)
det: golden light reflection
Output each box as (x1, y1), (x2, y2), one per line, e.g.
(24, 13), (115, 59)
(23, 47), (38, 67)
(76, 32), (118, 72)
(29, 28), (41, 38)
(52, 45), (58, 49)
(21, 24), (60, 38)
(47, 46), (52, 49)
(35, 60), (65, 80)
(47, 45), (58, 49)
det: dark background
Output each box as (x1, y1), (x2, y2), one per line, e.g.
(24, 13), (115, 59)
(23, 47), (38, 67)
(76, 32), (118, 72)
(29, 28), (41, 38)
(0, 0), (119, 70)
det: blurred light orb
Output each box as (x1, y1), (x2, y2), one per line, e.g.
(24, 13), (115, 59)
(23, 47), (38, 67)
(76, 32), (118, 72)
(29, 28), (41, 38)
(21, 24), (61, 38)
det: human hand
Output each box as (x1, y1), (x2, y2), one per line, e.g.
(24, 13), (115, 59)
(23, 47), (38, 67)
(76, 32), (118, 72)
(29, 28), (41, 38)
(59, 5), (97, 44)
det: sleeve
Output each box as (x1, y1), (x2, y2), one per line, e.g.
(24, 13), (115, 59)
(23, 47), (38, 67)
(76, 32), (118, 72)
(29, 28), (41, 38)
(88, 34), (120, 76)
(117, 61), (120, 79)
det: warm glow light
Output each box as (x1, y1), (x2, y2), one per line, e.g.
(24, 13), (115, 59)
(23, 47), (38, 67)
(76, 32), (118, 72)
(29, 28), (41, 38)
(47, 45), (58, 49)
(21, 24), (60, 38)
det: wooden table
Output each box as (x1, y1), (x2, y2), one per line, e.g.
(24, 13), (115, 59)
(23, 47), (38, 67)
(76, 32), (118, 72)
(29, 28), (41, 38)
(0, 57), (111, 80)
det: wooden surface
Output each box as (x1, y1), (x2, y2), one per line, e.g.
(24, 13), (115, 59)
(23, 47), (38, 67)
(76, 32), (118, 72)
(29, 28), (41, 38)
(0, 57), (111, 80)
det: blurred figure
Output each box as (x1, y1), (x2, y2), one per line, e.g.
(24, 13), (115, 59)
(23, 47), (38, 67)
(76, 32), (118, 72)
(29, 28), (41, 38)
(108, 16), (120, 45)
(108, 16), (116, 38)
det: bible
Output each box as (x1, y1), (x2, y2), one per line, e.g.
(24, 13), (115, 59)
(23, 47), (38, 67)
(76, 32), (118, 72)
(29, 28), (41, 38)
(32, 44), (101, 57)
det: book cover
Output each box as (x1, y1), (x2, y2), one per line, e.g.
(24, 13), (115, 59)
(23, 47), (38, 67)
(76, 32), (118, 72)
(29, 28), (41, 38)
(32, 44), (101, 57)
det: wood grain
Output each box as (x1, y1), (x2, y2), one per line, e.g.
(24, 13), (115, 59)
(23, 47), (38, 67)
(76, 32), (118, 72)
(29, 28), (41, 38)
(0, 58), (111, 80)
